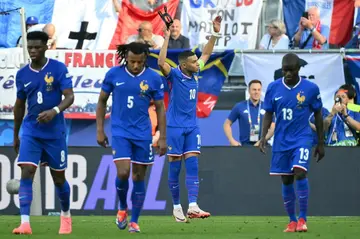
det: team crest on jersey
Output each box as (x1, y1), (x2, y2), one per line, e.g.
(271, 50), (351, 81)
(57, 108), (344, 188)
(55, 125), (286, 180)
(139, 80), (149, 96)
(44, 72), (54, 91)
(296, 91), (306, 108)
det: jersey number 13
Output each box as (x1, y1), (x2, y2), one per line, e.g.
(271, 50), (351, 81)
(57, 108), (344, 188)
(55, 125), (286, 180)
(282, 108), (293, 120)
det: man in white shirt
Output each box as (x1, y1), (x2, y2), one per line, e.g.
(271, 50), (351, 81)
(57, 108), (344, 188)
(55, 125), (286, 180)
(18, 23), (57, 49)
(126, 21), (164, 49)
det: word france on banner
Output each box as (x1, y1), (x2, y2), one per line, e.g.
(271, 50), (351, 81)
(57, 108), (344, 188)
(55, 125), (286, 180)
(242, 53), (345, 111)
(180, 0), (263, 49)
(0, 48), (116, 120)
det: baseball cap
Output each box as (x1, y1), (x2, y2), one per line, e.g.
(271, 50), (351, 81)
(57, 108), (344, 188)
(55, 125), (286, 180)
(26, 16), (39, 25)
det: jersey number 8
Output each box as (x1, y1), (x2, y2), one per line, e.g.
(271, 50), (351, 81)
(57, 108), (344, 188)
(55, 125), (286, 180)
(37, 91), (43, 104)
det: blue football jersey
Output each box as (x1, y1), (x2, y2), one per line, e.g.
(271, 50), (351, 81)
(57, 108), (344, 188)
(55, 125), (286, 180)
(16, 58), (73, 139)
(264, 78), (323, 152)
(101, 66), (164, 140)
(167, 66), (199, 127)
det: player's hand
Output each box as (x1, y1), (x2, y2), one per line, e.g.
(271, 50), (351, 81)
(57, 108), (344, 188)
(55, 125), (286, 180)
(259, 137), (267, 154)
(254, 140), (260, 147)
(163, 26), (170, 38)
(314, 143), (325, 162)
(230, 139), (241, 146)
(13, 136), (20, 154)
(97, 131), (109, 148)
(213, 16), (222, 33)
(37, 109), (57, 123)
(157, 137), (167, 156)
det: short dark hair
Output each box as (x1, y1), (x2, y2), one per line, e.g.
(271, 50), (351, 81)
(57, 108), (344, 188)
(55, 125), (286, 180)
(249, 79), (262, 87)
(27, 31), (49, 45)
(116, 42), (150, 65)
(178, 50), (195, 64)
(338, 84), (356, 100)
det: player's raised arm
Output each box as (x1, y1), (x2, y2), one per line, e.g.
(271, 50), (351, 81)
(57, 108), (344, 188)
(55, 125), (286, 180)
(158, 27), (171, 76)
(199, 16), (222, 65)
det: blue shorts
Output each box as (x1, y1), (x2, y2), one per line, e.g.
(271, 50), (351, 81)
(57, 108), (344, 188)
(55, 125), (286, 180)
(18, 135), (68, 171)
(167, 126), (201, 156)
(112, 136), (154, 165)
(270, 146), (311, 175)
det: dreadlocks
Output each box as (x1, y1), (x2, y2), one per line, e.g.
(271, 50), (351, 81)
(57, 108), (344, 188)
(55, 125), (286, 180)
(116, 42), (151, 65)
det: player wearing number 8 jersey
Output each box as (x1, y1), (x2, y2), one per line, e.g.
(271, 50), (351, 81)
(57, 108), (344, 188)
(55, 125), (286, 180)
(13, 31), (75, 235)
(158, 16), (222, 222)
(96, 42), (166, 233)
(259, 53), (325, 233)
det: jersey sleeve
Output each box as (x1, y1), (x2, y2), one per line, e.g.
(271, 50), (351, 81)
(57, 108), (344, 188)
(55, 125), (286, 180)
(166, 67), (177, 83)
(151, 74), (164, 101)
(15, 71), (26, 100)
(310, 85), (323, 112)
(228, 104), (240, 123)
(101, 69), (114, 94)
(263, 83), (274, 113)
(58, 63), (73, 91)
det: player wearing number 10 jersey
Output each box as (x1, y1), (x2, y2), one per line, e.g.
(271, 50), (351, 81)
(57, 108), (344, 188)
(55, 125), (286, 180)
(158, 16), (222, 222)
(13, 31), (75, 235)
(96, 42), (166, 233)
(259, 53), (325, 233)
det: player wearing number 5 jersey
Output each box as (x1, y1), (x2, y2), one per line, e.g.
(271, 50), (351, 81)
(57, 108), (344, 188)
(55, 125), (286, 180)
(13, 31), (75, 235)
(158, 16), (222, 222)
(96, 42), (166, 233)
(259, 53), (325, 233)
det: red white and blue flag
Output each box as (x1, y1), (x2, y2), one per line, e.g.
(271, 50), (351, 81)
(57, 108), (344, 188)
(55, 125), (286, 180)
(283, 0), (354, 47)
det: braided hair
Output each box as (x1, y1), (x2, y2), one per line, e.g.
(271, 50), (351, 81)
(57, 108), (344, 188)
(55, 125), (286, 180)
(116, 42), (151, 65)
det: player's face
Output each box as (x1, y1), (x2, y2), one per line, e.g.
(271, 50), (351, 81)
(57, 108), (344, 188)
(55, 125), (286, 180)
(126, 52), (146, 75)
(282, 62), (300, 81)
(182, 55), (199, 73)
(249, 83), (262, 101)
(27, 40), (47, 62)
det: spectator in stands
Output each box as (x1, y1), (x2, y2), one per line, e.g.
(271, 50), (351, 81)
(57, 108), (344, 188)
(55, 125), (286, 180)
(16, 16), (39, 47)
(323, 84), (360, 146)
(18, 23), (57, 49)
(126, 21), (164, 49)
(223, 80), (274, 146)
(293, 6), (329, 49)
(167, 19), (190, 49)
(149, 101), (160, 146)
(258, 19), (289, 50)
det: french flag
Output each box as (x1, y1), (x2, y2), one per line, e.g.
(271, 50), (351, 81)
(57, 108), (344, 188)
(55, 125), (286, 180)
(283, 0), (354, 47)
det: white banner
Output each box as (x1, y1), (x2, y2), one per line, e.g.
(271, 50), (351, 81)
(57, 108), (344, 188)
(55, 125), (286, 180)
(180, 0), (263, 50)
(0, 48), (114, 119)
(242, 53), (345, 111)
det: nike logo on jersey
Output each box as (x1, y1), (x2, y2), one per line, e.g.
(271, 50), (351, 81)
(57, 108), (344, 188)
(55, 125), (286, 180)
(116, 82), (125, 86)
(24, 82), (32, 87)
(60, 163), (66, 167)
(275, 96), (283, 101)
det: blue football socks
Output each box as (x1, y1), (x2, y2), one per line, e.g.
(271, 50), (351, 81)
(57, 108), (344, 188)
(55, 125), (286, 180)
(168, 160), (182, 206)
(19, 179), (33, 223)
(185, 156), (199, 205)
(296, 178), (309, 221)
(282, 183), (297, 222)
(115, 177), (129, 210)
(130, 180), (145, 223)
(55, 180), (71, 214)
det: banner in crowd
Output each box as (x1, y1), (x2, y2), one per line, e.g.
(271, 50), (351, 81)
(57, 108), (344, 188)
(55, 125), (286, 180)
(344, 54), (360, 104)
(0, 0), (179, 50)
(180, 0), (263, 49)
(242, 53), (345, 111)
(283, 0), (354, 46)
(0, 48), (234, 119)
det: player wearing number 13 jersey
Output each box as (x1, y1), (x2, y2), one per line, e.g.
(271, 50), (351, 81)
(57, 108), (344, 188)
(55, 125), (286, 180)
(96, 42), (166, 233)
(259, 53), (325, 233)
(13, 31), (75, 235)
(158, 16), (222, 222)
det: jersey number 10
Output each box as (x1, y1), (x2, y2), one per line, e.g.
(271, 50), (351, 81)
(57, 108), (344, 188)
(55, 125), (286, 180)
(189, 89), (196, 100)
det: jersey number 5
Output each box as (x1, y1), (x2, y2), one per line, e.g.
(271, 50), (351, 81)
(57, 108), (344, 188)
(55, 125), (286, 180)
(282, 108), (293, 120)
(127, 96), (134, 108)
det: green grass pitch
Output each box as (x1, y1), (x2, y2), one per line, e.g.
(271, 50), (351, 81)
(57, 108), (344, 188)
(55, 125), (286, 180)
(0, 216), (359, 238)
